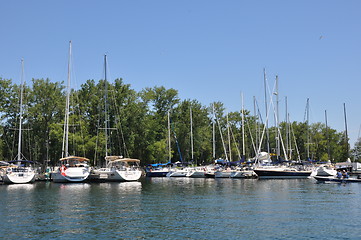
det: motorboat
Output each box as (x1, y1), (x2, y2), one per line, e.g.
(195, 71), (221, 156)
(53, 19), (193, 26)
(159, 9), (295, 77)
(166, 167), (189, 177)
(314, 176), (361, 183)
(230, 168), (257, 178)
(315, 165), (337, 176)
(214, 167), (235, 178)
(186, 167), (206, 178)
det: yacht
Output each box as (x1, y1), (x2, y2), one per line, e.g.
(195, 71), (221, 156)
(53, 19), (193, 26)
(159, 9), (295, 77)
(52, 156), (90, 183)
(254, 165), (312, 179)
(2, 160), (36, 184)
(91, 156), (142, 181)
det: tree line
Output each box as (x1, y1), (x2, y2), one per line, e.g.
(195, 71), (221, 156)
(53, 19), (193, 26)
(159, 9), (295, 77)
(0, 77), (359, 167)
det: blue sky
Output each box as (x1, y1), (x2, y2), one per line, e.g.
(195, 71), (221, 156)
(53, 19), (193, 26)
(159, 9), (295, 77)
(1, 0), (361, 147)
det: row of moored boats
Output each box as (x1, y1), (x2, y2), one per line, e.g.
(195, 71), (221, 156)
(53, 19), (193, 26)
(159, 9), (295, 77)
(1, 158), (361, 184)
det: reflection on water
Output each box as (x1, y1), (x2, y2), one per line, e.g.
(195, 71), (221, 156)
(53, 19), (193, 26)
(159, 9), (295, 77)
(1, 178), (361, 239)
(4, 183), (35, 191)
(117, 181), (142, 192)
(57, 182), (91, 191)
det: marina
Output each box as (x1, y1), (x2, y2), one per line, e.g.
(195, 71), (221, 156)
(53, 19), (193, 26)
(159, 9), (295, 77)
(1, 177), (361, 239)
(1, 1), (361, 239)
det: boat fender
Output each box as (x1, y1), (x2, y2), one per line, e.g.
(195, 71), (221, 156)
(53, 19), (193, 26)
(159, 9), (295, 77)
(60, 165), (67, 176)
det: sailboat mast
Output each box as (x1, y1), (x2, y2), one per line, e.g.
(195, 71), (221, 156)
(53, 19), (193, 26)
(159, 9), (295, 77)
(285, 96), (289, 158)
(104, 54), (109, 157)
(275, 75), (280, 160)
(17, 59), (25, 161)
(306, 98), (310, 159)
(62, 41), (71, 158)
(253, 97), (257, 153)
(241, 92), (245, 157)
(212, 104), (216, 159)
(227, 113), (231, 161)
(190, 107), (194, 161)
(325, 110), (331, 160)
(263, 68), (270, 153)
(343, 103), (349, 158)
(168, 111), (171, 162)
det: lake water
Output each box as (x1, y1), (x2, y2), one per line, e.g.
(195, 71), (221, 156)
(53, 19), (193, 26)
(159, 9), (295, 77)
(1, 178), (360, 240)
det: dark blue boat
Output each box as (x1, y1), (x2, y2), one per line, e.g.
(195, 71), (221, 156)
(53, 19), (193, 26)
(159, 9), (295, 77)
(145, 162), (172, 177)
(254, 167), (312, 179)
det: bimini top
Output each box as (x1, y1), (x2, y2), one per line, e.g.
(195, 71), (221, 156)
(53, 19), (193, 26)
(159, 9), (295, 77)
(0, 161), (10, 166)
(60, 156), (90, 162)
(105, 156), (140, 163)
(8, 160), (35, 164)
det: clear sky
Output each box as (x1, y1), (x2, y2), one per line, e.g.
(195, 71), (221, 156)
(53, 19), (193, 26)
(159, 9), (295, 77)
(1, 0), (361, 147)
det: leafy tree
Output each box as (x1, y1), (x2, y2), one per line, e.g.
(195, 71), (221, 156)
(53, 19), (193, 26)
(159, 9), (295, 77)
(27, 78), (64, 165)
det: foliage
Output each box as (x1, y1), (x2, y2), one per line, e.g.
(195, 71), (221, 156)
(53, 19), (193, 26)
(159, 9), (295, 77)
(0, 77), (354, 166)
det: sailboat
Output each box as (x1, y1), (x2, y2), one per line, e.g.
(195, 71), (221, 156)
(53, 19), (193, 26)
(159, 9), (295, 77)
(186, 107), (206, 178)
(253, 76), (312, 179)
(90, 55), (142, 182)
(52, 41), (90, 183)
(2, 59), (36, 184)
(231, 92), (257, 178)
(146, 111), (173, 177)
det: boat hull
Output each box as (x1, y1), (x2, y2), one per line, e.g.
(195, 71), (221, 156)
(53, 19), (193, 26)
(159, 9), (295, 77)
(314, 176), (361, 183)
(214, 171), (234, 178)
(186, 171), (205, 178)
(254, 169), (312, 179)
(92, 169), (142, 181)
(230, 170), (256, 178)
(146, 169), (170, 177)
(2, 171), (36, 184)
(52, 167), (90, 183)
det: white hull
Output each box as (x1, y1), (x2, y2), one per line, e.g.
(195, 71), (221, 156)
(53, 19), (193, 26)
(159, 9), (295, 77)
(230, 170), (255, 178)
(187, 171), (205, 178)
(91, 168), (142, 181)
(167, 169), (188, 177)
(186, 167), (206, 178)
(316, 166), (337, 176)
(52, 167), (90, 183)
(2, 169), (36, 184)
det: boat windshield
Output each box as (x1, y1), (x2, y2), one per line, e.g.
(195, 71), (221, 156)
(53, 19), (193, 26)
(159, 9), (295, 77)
(60, 157), (89, 167)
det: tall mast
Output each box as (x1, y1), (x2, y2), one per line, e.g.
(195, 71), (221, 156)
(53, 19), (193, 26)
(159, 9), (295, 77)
(168, 111), (171, 162)
(17, 59), (25, 161)
(253, 96), (258, 153)
(104, 54), (109, 157)
(212, 104), (216, 159)
(343, 103), (349, 158)
(306, 98), (310, 159)
(285, 96), (289, 158)
(227, 113), (231, 161)
(275, 75), (280, 159)
(190, 107), (194, 162)
(325, 110), (331, 160)
(241, 92), (245, 157)
(264, 68), (270, 153)
(62, 41), (71, 158)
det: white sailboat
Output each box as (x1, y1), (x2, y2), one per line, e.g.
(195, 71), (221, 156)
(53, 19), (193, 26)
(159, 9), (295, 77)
(90, 55), (142, 182)
(92, 156), (142, 181)
(52, 41), (90, 183)
(184, 107), (206, 178)
(3, 59), (36, 184)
